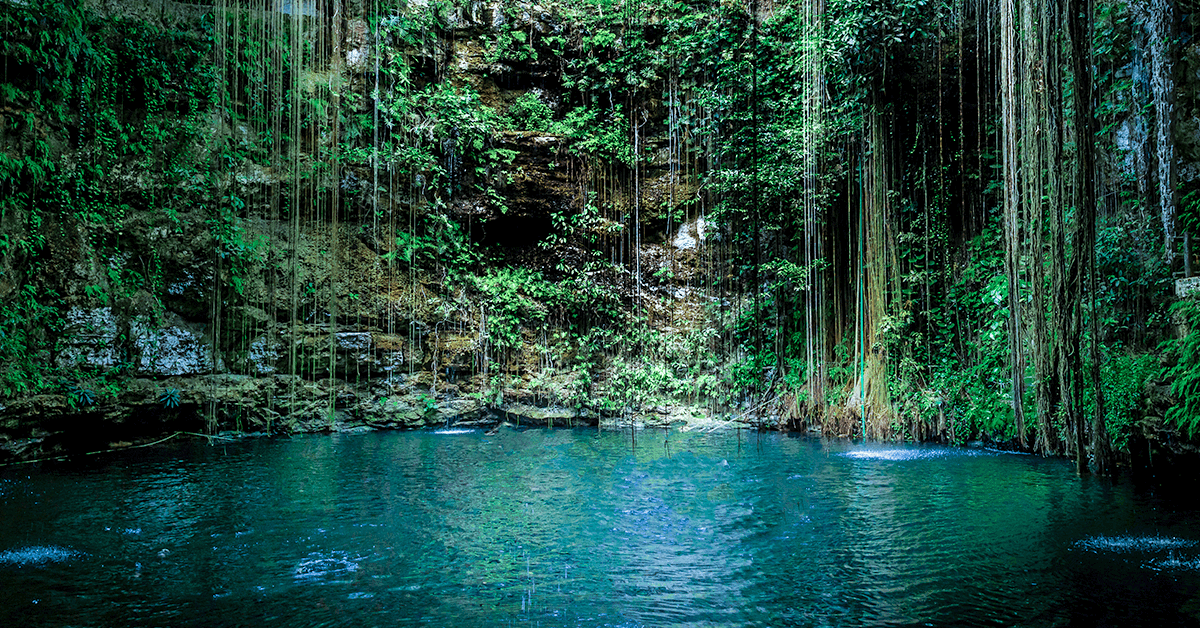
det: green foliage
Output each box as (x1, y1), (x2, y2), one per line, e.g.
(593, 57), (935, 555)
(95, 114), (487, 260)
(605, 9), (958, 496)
(0, 284), (61, 399)
(472, 373), (508, 408)
(825, 336), (855, 407)
(470, 268), (556, 351)
(559, 7), (665, 94)
(1096, 215), (1172, 344)
(1098, 349), (1157, 450)
(0, 2), (219, 399)
(158, 387), (182, 409)
(764, 259), (830, 295)
(937, 227), (1018, 442)
(1165, 300), (1200, 437)
(717, 294), (779, 404)
(468, 267), (621, 351)
(482, 8), (537, 64)
(507, 93), (554, 133)
(416, 392), (438, 416)
(383, 210), (478, 275)
(876, 218), (1018, 443)
(1179, 184), (1200, 238)
(208, 195), (266, 295)
(542, 197), (603, 258)
(1094, 0), (1137, 142)
(556, 106), (636, 165)
(64, 383), (96, 409)
(601, 357), (674, 413)
(375, 43), (515, 200)
(0, 0), (1180, 459)
(583, 323), (718, 413)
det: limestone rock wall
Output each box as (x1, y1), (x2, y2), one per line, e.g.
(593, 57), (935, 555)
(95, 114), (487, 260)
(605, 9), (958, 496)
(0, 0), (711, 462)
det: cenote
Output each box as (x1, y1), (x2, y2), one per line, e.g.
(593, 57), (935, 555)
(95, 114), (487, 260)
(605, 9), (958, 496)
(3, 429), (1200, 627)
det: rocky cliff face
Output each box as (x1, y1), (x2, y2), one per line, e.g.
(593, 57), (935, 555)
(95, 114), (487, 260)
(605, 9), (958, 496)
(0, 0), (717, 461)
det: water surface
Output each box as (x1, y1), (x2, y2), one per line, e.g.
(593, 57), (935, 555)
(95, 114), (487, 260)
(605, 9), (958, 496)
(3, 429), (1199, 626)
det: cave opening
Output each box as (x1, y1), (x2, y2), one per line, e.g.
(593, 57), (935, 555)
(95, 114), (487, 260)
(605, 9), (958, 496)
(474, 214), (554, 251)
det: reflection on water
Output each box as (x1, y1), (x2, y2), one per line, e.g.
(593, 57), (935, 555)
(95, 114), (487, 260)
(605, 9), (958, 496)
(2, 430), (1200, 627)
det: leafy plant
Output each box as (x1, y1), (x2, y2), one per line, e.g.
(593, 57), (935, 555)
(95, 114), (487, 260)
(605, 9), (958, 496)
(158, 387), (182, 409)
(507, 92), (554, 133)
(1165, 300), (1200, 436)
(1097, 350), (1158, 450)
(382, 211), (478, 275)
(417, 392), (438, 415)
(65, 383), (96, 409)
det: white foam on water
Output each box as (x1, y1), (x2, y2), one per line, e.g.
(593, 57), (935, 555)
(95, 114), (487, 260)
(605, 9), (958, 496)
(432, 429), (476, 435)
(1145, 554), (1200, 571)
(1074, 535), (1198, 554)
(347, 592), (375, 599)
(0, 546), (81, 566)
(293, 551), (360, 581)
(840, 447), (997, 461)
(841, 449), (943, 461)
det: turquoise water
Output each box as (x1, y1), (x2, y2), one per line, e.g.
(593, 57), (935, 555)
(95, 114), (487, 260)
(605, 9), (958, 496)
(2, 428), (1199, 626)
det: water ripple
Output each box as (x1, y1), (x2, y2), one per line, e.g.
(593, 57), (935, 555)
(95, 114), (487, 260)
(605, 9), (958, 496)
(3, 430), (1196, 627)
(293, 551), (361, 581)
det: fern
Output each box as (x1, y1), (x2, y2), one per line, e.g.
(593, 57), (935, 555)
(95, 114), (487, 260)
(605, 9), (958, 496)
(1165, 300), (1200, 436)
